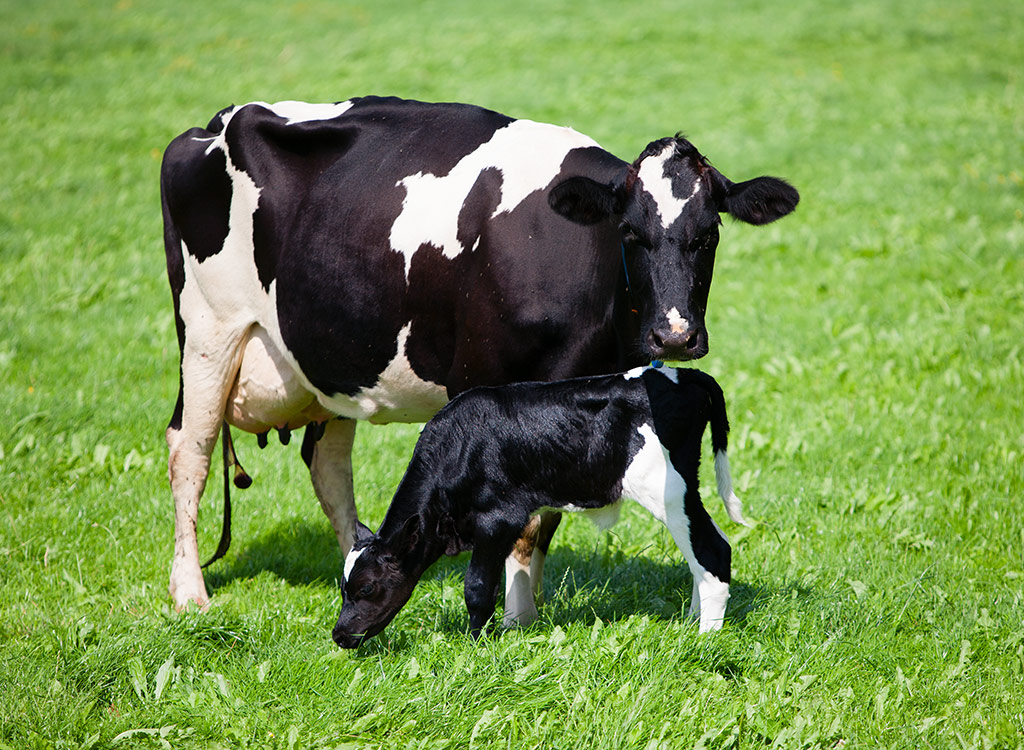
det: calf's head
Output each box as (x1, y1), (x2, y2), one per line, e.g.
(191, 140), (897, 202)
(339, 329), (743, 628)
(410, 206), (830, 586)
(332, 518), (428, 648)
(550, 136), (799, 362)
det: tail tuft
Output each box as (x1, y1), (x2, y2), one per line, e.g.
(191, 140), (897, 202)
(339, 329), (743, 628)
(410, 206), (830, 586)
(714, 450), (750, 527)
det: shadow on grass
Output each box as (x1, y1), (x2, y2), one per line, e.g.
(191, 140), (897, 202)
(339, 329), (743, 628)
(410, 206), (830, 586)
(536, 547), (772, 630)
(204, 518), (777, 645)
(203, 517), (344, 592)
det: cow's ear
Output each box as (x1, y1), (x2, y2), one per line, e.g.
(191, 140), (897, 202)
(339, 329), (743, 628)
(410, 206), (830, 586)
(549, 176), (626, 225)
(715, 173), (800, 226)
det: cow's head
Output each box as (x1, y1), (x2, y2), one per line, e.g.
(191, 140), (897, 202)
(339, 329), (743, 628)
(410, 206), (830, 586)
(332, 518), (426, 648)
(549, 137), (799, 362)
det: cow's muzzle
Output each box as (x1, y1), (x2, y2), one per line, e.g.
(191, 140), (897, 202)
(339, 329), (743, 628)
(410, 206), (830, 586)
(647, 325), (708, 361)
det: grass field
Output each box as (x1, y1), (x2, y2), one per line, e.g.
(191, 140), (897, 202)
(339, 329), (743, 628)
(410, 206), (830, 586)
(2, 0), (1023, 747)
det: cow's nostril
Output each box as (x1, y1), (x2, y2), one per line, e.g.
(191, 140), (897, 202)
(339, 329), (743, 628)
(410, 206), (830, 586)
(650, 330), (665, 350)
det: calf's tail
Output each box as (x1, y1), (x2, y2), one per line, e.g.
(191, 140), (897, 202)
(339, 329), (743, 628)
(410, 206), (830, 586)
(676, 370), (750, 527)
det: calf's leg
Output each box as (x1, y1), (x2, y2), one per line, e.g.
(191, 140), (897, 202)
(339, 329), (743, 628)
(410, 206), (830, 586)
(502, 511), (561, 627)
(468, 525), (524, 638)
(466, 555), (504, 638)
(663, 496), (731, 633)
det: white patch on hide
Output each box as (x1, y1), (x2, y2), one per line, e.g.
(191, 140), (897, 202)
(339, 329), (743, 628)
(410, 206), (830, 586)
(637, 143), (702, 230)
(180, 116), (275, 333)
(343, 547), (365, 584)
(264, 100), (355, 124)
(666, 307), (690, 334)
(389, 119), (600, 278)
(621, 423), (683, 523)
(317, 323), (449, 423)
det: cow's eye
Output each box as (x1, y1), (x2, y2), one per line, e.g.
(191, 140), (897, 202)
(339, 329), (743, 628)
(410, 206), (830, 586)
(359, 583), (375, 598)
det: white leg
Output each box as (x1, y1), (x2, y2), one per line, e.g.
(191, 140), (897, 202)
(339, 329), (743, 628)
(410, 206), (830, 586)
(691, 568), (730, 632)
(310, 418), (358, 556)
(503, 554), (538, 627)
(502, 512), (561, 627)
(664, 507), (730, 633)
(167, 423), (213, 610)
(167, 335), (245, 610)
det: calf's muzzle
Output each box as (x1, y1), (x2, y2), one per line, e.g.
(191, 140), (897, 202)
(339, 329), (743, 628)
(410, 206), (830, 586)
(332, 621), (367, 649)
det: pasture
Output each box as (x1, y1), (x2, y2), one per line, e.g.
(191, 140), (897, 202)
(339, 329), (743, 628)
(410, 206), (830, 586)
(1, 0), (1022, 747)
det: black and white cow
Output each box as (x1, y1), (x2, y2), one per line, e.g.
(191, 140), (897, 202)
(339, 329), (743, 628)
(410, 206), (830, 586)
(160, 96), (797, 614)
(333, 366), (747, 646)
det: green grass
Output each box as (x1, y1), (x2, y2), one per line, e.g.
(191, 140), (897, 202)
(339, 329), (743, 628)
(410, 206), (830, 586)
(2, 0), (1023, 747)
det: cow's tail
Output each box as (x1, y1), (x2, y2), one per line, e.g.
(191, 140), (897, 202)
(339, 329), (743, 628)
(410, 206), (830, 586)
(675, 369), (750, 527)
(201, 423), (252, 569)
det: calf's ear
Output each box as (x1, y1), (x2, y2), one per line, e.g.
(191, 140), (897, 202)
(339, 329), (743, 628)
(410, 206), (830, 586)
(394, 515), (420, 552)
(354, 520), (374, 545)
(436, 514), (469, 556)
(714, 173), (800, 225)
(549, 176), (626, 225)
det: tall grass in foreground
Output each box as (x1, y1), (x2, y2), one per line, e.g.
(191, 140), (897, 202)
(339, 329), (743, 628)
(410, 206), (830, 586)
(1, 0), (1022, 747)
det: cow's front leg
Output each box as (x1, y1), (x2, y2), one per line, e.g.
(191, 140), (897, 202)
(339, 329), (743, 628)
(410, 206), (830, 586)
(306, 418), (358, 557)
(503, 511), (561, 627)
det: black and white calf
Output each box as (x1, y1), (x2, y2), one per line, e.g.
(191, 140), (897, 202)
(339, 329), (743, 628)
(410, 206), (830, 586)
(333, 366), (749, 647)
(161, 96), (796, 614)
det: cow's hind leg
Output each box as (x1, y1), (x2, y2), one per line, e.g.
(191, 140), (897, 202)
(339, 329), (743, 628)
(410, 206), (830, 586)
(503, 511), (561, 627)
(305, 418), (358, 557)
(167, 333), (246, 610)
(663, 496), (731, 633)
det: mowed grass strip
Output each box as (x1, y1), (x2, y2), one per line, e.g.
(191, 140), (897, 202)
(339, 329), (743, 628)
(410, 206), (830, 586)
(1, 0), (1022, 747)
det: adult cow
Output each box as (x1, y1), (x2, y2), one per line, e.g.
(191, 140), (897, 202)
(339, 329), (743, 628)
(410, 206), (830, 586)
(161, 96), (798, 617)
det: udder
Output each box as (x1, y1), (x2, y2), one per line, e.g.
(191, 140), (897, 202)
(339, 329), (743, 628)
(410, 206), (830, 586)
(226, 326), (335, 433)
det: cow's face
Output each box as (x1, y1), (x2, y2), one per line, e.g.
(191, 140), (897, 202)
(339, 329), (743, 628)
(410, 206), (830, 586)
(549, 137), (799, 362)
(332, 521), (423, 648)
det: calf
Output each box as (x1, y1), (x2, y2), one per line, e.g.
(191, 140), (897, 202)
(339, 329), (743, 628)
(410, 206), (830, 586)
(332, 366), (749, 647)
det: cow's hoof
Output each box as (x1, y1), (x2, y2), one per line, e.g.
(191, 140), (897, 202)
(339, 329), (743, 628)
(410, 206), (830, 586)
(169, 578), (210, 613)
